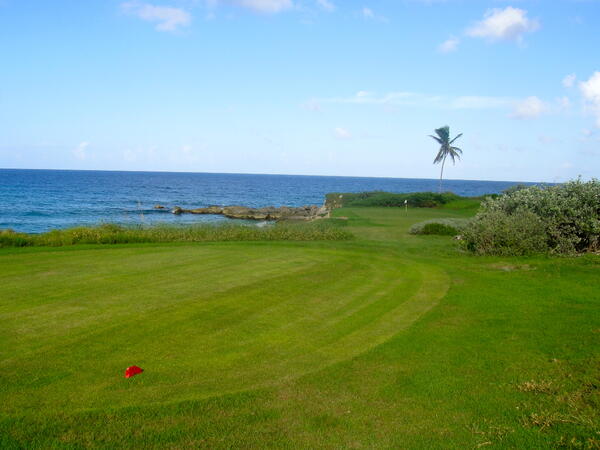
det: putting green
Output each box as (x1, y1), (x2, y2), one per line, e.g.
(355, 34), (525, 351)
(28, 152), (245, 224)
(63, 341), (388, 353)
(0, 242), (448, 413)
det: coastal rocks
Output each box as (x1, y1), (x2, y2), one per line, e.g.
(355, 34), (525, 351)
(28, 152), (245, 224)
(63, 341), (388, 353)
(170, 204), (330, 221)
(223, 206), (267, 220)
(154, 205), (166, 210)
(172, 205), (224, 215)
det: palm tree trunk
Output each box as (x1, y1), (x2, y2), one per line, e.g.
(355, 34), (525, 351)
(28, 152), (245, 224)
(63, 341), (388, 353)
(439, 156), (446, 193)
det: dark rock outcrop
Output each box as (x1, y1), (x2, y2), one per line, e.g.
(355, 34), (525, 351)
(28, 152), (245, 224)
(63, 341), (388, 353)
(170, 204), (330, 221)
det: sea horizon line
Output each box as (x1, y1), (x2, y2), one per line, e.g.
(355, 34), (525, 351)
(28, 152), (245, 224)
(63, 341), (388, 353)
(0, 167), (553, 186)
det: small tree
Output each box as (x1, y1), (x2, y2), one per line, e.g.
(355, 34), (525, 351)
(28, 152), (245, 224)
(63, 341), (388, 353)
(430, 126), (463, 193)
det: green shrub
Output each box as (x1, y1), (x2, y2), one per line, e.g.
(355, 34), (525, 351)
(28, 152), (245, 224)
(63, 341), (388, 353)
(462, 209), (549, 256)
(409, 218), (470, 236)
(0, 221), (352, 248)
(421, 223), (458, 236)
(422, 223), (458, 236)
(463, 179), (600, 255)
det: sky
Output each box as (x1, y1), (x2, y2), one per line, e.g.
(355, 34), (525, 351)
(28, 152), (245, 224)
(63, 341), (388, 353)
(1, 0), (599, 182)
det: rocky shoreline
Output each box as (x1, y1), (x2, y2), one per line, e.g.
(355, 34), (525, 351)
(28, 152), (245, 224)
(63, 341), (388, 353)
(156, 204), (331, 221)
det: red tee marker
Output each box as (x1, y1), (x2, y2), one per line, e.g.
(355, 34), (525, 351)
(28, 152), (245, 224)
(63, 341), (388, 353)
(125, 366), (143, 378)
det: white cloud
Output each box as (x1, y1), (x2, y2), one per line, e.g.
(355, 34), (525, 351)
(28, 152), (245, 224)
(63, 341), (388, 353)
(229, 0), (294, 13)
(121, 2), (191, 31)
(73, 141), (89, 160)
(563, 73), (576, 88)
(580, 72), (600, 128)
(352, 92), (415, 104)
(321, 91), (418, 105)
(450, 96), (512, 109)
(466, 7), (539, 42)
(316, 0), (334, 12)
(510, 96), (547, 119)
(315, 91), (513, 110)
(361, 7), (386, 22)
(334, 127), (351, 139)
(438, 36), (460, 53)
(580, 72), (600, 104)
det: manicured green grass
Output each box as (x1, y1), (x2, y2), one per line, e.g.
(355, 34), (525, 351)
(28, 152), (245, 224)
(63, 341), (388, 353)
(1, 207), (598, 448)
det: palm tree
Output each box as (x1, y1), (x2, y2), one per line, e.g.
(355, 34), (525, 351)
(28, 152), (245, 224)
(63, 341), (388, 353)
(430, 126), (463, 193)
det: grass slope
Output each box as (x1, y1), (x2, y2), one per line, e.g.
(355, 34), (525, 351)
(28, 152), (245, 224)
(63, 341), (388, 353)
(1, 207), (598, 448)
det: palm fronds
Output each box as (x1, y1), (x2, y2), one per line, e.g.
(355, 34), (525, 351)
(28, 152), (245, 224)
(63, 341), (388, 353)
(430, 126), (463, 192)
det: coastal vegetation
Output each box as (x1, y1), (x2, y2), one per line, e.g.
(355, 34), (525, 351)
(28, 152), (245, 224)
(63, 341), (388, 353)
(325, 191), (476, 209)
(463, 179), (600, 255)
(331, 178), (600, 257)
(0, 221), (351, 248)
(0, 203), (598, 448)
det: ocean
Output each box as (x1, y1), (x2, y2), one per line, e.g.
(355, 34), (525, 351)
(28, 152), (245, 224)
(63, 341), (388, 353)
(0, 169), (538, 233)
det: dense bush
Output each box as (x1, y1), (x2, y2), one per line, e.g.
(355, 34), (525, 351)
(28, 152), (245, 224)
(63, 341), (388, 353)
(0, 221), (352, 248)
(409, 218), (470, 236)
(462, 209), (548, 255)
(463, 179), (600, 255)
(326, 191), (462, 208)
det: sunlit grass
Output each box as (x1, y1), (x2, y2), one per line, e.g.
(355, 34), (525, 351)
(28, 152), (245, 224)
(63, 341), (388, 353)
(0, 206), (598, 448)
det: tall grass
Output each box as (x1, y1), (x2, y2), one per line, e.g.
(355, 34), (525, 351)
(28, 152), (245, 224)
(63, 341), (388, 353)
(0, 221), (352, 247)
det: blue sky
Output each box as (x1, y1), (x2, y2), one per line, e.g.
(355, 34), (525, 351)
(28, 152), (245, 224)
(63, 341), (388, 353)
(1, 0), (599, 182)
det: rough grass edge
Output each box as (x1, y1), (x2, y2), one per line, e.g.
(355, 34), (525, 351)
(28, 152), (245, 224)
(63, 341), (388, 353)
(0, 221), (353, 247)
